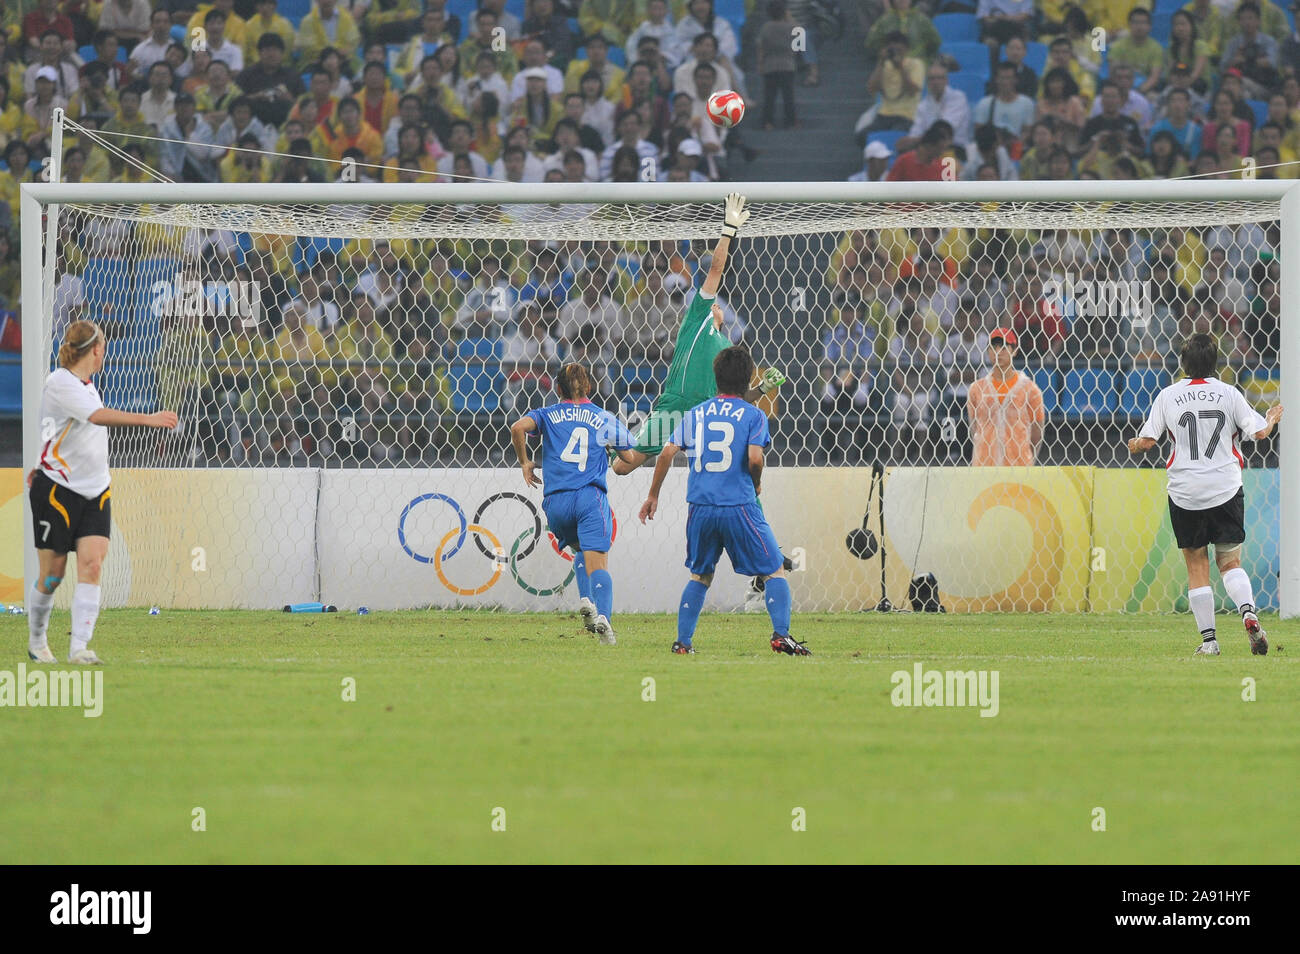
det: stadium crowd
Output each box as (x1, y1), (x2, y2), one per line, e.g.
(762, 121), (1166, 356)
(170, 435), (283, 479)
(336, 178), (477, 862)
(0, 0), (1289, 467)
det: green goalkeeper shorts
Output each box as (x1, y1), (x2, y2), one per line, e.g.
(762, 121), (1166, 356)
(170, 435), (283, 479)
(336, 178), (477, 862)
(632, 399), (695, 457)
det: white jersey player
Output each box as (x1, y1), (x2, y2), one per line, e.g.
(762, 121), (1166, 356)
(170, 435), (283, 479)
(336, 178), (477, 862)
(26, 320), (178, 664)
(1127, 332), (1282, 657)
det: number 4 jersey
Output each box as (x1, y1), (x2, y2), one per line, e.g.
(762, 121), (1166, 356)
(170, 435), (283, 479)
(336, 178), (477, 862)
(526, 399), (636, 496)
(1138, 376), (1268, 511)
(669, 395), (770, 506)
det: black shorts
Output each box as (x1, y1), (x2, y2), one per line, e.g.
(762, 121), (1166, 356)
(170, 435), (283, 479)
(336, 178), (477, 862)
(29, 469), (112, 554)
(1168, 489), (1245, 551)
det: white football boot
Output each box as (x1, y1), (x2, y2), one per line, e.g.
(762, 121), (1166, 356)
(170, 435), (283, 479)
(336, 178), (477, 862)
(1193, 639), (1220, 656)
(68, 648), (104, 664)
(28, 645), (57, 663)
(593, 615), (616, 646)
(579, 597), (598, 633)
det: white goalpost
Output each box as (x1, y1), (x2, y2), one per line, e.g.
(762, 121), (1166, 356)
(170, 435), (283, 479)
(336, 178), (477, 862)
(20, 179), (1300, 616)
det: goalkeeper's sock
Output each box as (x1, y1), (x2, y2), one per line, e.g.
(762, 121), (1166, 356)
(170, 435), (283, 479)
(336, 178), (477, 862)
(69, 583), (101, 655)
(677, 580), (708, 646)
(572, 552), (593, 603)
(590, 569), (614, 623)
(1221, 567), (1256, 616)
(764, 577), (792, 636)
(28, 583), (55, 653)
(1189, 586), (1216, 643)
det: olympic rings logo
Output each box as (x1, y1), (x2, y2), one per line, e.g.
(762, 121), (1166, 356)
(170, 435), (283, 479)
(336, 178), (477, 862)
(397, 492), (617, 596)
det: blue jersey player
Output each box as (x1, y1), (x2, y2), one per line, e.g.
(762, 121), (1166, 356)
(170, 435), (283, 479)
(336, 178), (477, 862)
(638, 346), (810, 656)
(510, 364), (638, 644)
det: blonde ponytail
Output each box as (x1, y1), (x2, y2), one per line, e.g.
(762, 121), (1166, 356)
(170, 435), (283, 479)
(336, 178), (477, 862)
(58, 319), (103, 369)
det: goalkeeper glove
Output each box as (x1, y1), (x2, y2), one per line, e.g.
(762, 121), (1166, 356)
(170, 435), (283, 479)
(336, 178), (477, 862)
(721, 192), (750, 240)
(757, 367), (786, 395)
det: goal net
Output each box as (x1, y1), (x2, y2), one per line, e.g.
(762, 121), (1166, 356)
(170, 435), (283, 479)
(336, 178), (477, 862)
(20, 180), (1298, 616)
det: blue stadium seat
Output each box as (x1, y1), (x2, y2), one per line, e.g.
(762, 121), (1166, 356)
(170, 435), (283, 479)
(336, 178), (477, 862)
(278, 0), (314, 27)
(867, 129), (906, 154)
(1120, 367), (1165, 417)
(1060, 368), (1118, 419)
(450, 363), (503, 412)
(1246, 98), (1268, 128)
(1153, 0), (1185, 13)
(1031, 367), (1059, 414)
(1151, 11), (1174, 43)
(78, 44), (127, 63)
(947, 71), (988, 109)
(504, 0), (526, 19)
(97, 338), (157, 413)
(714, 0), (747, 22)
(944, 42), (990, 75)
(456, 337), (503, 361)
(0, 356), (19, 416)
(293, 237), (347, 274)
(933, 13), (978, 42)
(83, 257), (134, 329)
(1020, 41), (1048, 75)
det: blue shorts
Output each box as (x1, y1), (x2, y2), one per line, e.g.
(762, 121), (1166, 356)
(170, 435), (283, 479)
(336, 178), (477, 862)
(543, 486), (613, 554)
(685, 502), (783, 578)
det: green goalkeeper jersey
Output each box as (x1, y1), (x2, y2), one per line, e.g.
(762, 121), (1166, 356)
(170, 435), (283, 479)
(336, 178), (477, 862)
(632, 290), (729, 456)
(661, 290), (727, 407)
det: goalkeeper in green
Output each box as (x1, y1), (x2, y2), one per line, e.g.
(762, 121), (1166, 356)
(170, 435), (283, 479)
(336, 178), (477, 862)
(611, 192), (786, 476)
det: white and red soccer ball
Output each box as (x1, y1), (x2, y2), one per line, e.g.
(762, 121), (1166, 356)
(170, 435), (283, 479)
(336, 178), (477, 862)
(706, 90), (745, 129)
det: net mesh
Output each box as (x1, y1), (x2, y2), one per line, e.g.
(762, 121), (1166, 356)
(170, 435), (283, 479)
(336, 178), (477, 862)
(63, 197), (1284, 239)
(40, 196), (1285, 613)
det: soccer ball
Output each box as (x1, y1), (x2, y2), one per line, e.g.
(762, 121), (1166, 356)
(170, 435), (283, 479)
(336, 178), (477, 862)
(706, 90), (745, 128)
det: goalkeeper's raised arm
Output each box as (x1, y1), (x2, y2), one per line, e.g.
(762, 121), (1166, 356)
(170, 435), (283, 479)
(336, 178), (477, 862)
(611, 193), (785, 475)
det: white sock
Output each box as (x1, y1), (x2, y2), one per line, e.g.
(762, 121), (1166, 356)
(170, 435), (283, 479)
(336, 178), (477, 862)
(1189, 586), (1216, 641)
(27, 584), (55, 652)
(1221, 567), (1256, 616)
(70, 583), (101, 654)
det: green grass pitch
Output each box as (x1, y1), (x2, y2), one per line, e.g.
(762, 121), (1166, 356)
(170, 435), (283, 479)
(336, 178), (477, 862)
(2, 610), (1296, 864)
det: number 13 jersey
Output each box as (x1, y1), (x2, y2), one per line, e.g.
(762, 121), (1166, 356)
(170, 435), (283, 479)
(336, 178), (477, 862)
(669, 395), (770, 507)
(1138, 377), (1267, 510)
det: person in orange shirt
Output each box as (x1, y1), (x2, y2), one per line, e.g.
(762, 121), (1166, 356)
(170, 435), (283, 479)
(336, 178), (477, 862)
(966, 327), (1045, 466)
(320, 96), (384, 163)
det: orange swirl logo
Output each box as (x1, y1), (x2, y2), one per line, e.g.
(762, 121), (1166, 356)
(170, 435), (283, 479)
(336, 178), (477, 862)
(964, 483), (1064, 612)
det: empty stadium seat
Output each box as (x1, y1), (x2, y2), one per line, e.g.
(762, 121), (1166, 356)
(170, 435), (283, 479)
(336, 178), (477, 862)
(1031, 367), (1059, 413)
(504, 0), (527, 19)
(1120, 367), (1165, 416)
(1153, 0), (1185, 13)
(456, 337), (503, 361)
(933, 13), (978, 42)
(867, 129), (905, 154)
(1246, 98), (1268, 128)
(277, 0), (314, 27)
(450, 363), (503, 413)
(1151, 11), (1174, 43)
(0, 356), (19, 416)
(1060, 368), (1118, 419)
(944, 42), (990, 75)
(946, 70), (988, 108)
(1020, 41), (1048, 75)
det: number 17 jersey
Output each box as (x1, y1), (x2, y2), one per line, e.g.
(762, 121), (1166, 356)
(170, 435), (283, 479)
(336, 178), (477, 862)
(1138, 377), (1267, 510)
(668, 395), (770, 506)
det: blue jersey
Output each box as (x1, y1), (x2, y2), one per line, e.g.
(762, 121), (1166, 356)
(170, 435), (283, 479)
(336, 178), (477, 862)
(526, 400), (636, 496)
(668, 395), (770, 506)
